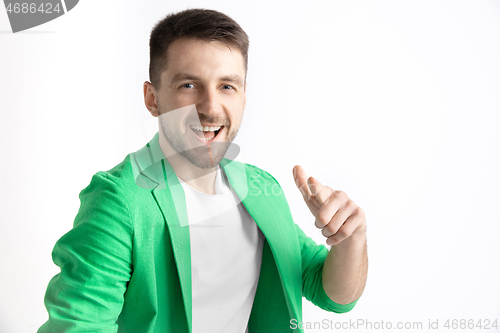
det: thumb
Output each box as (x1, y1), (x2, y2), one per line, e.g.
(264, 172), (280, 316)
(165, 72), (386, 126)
(293, 165), (322, 211)
(293, 165), (312, 199)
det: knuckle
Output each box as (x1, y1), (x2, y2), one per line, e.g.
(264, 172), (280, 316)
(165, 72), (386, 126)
(334, 190), (347, 200)
(337, 228), (350, 238)
(317, 210), (329, 226)
(315, 218), (325, 229)
(358, 207), (366, 217)
(353, 206), (365, 218)
(329, 235), (340, 245)
(346, 199), (357, 210)
(326, 223), (338, 235)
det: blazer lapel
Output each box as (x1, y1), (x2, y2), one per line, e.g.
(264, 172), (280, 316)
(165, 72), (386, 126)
(130, 132), (193, 333)
(220, 158), (303, 319)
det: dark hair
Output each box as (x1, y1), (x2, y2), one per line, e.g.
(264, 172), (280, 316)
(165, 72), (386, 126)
(149, 8), (249, 89)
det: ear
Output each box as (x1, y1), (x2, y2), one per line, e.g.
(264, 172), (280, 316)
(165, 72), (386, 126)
(144, 81), (160, 117)
(243, 81), (248, 110)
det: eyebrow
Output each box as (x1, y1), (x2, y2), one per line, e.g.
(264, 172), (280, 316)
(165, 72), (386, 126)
(168, 72), (244, 87)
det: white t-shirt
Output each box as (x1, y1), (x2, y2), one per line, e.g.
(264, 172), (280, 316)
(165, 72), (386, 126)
(177, 167), (264, 333)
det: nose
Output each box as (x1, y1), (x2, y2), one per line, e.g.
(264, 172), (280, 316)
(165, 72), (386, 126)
(196, 87), (222, 118)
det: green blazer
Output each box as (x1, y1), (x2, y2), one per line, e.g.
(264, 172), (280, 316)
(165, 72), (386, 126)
(38, 132), (358, 333)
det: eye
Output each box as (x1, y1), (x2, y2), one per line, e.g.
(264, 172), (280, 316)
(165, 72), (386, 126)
(181, 83), (194, 89)
(222, 85), (235, 90)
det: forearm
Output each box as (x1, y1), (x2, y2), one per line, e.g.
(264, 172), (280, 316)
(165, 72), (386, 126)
(322, 226), (368, 305)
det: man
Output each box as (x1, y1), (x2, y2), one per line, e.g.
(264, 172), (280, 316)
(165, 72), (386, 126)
(38, 8), (367, 333)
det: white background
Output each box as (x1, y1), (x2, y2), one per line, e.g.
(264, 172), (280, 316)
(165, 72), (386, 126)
(1, 1), (499, 332)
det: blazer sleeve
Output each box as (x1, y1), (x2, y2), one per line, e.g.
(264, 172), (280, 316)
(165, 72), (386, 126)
(38, 172), (133, 333)
(295, 223), (360, 313)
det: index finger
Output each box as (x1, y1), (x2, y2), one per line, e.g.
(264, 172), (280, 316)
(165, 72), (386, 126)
(307, 176), (331, 206)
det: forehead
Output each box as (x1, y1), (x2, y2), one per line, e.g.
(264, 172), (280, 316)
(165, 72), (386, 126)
(162, 38), (246, 82)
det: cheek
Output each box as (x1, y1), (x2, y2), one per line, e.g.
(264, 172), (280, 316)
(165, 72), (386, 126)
(230, 110), (244, 130)
(175, 92), (197, 104)
(163, 93), (198, 112)
(228, 93), (246, 110)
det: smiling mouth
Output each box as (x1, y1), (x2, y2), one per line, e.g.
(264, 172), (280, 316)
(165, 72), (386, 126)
(189, 125), (224, 142)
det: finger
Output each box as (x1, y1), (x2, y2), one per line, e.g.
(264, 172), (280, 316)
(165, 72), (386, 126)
(321, 204), (351, 237)
(322, 197), (357, 237)
(314, 199), (342, 231)
(293, 165), (320, 214)
(325, 214), (361, 246)
(314, 218), (326, 229)
(307, 176), (332, 207)
(293, 165), (313, 199)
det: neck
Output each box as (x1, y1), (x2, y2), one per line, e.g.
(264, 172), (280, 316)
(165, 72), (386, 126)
(158, 131), (219, 195)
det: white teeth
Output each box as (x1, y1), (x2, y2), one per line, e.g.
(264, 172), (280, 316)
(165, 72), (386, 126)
(190, 125), (222, 132)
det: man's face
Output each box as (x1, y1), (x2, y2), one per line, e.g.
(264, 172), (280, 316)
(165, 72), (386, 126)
(155, 38), (247, 169)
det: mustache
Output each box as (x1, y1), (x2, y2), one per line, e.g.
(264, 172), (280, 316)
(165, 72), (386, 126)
(157, 103), (231, 127)
(190, 115), (230, 127)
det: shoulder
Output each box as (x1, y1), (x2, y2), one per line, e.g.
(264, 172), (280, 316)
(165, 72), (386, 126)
(81, 151), (151, 200)
(84, 155), (133, 190)
(241, 162), (282, 186)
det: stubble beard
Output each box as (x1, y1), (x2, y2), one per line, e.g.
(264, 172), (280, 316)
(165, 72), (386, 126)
(158, 104), (240, 170)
